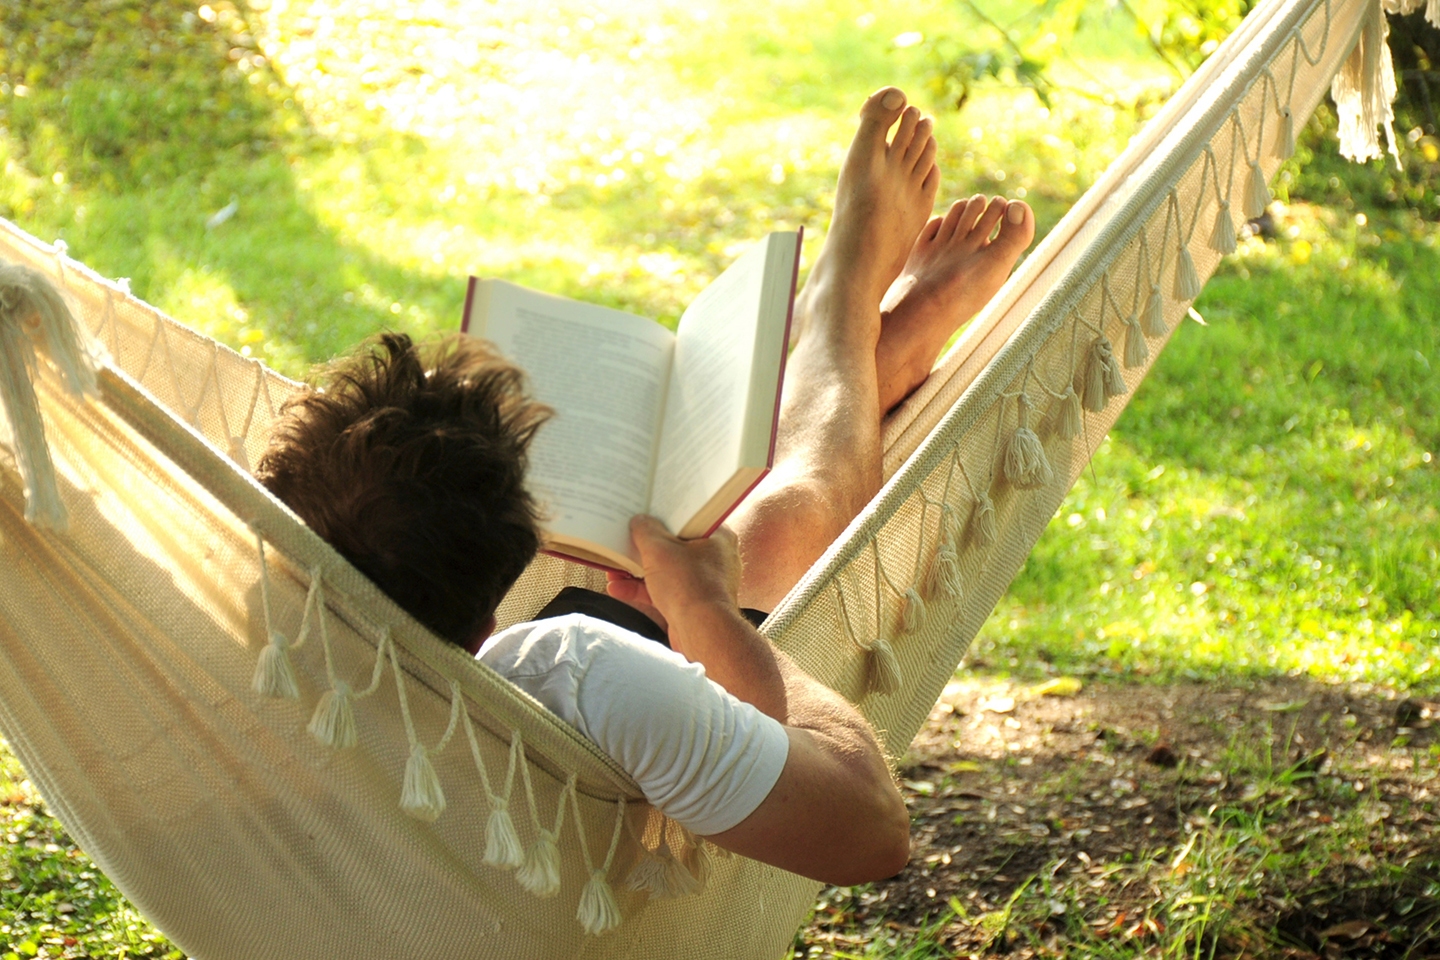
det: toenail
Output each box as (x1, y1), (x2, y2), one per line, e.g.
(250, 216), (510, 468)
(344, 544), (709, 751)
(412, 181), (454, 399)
(882, 89), (904, 109)
(1007, 202), (1026, 224)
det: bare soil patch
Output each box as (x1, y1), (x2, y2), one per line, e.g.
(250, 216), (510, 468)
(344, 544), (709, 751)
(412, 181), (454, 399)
(799, 676), (1440, 958)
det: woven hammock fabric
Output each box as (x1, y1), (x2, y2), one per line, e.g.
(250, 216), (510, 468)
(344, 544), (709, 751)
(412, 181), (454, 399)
(0, 0), (1415, 956)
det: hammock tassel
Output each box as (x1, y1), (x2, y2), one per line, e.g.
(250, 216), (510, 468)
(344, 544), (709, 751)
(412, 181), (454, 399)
(626, 837), (700, 899)
(1057, 385), (1082, 440)
(1244, 160), (1271, 219)
(1173, 244), (1202, 301)
(1209, 201), (1237, 255)
(901, 586), (926, 636)
(516, 830), (562, 897)
(308, 680), (357, 748)
(1331, 0), (1401, 166)
(927, 541), (963, 602)
(1143, 284), (1168, 337)
(1002, 396), (1052, 490)
(625, 846), (669, 896)
(1082, 337), (1125, 412)
(1277, 106), (1295, 160)
(970, 492), (997, 547)
(1123, 313), (1149, 370)
(577, 870), (623, 935)
(924, 505), (962, 600)
(253, 632), (300, 700)
(483, 800), (525, 870)
(864, 637), (902, 697)
(686, 837), (714, 892)
(400, 744), (446, 822)
(0, 262), (99, 529)
(227, 436), (251, 472)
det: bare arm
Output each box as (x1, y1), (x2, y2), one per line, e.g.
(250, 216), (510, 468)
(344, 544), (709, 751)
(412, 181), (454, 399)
(607, 517), (909, 884)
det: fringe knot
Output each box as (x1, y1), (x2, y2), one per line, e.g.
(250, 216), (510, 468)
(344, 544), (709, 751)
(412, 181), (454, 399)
(864, 637), (902, 697)
(577, 869), (622, 935)
(516, 830), (562, 897)
(483, 800), (525, 869)
(253, 631), (299, 700)
(308, 680), (357, 747)
(400, 743), (446, 822)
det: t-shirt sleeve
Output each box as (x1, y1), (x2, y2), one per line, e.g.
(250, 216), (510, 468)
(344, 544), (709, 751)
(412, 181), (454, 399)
(567, 622), (790, 837)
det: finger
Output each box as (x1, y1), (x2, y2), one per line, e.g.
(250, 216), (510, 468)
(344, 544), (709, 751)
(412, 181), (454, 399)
(605, 576), (652, 606)
(605, 580), (669, 631)
(629, 515), (679, 561)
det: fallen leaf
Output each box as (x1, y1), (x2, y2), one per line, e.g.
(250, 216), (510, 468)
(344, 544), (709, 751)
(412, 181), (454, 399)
(1319, 919), (1370, 940)
(1029, 677), (1082, 698)
(978, 696), (1015, 714)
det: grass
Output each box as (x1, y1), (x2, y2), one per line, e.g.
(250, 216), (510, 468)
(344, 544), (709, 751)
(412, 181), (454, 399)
(978, 201), (1440, 691)
(1, 0), (1438, 957)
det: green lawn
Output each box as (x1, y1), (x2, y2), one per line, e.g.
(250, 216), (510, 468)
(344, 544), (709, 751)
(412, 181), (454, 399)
(1, 1), (1437, 957)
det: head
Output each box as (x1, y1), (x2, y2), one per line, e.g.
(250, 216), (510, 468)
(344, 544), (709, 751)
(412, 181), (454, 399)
(255, 332), (550, 651)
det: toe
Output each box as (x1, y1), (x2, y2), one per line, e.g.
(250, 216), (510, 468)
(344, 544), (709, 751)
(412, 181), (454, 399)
(919, 214), (944, 245)
(973, 196), (1008, 243)
(857, 87), (907, 146)
(910, 131), (938, 179)
(905, 117), (935, 167)
(889, 106), (921, 156)
(920, 161), (940, 204)
(938, 199), (967, 241)
(993, 200), (1036, 256)
(956, 195), (988, 240)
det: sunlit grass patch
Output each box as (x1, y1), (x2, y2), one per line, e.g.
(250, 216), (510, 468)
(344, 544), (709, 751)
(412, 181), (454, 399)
(977, 207), (1440, 691)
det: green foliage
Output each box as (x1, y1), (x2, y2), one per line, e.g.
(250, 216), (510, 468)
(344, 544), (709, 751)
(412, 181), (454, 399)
(1284, 12), (1440, 218)
(924, 2), (1440, 217)
(922, 0), (1089, 110)
(922, 0), (1254, 114)
(1119, 0), (1257, 76)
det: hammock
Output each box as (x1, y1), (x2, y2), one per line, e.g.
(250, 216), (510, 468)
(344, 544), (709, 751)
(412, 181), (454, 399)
(0, 0), (1423, 956)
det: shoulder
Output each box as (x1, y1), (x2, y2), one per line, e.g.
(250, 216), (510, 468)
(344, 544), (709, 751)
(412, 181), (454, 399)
(479, 613), (692, 679)
(478, 614), (702, 726)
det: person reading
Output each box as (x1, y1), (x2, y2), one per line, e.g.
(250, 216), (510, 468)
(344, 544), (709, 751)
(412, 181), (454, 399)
(255, 87), (1035, 884)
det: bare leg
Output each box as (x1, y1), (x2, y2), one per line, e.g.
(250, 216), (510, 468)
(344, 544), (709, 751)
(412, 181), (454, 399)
(730, 88), (938, 612)
(731, 130), (1035, 613)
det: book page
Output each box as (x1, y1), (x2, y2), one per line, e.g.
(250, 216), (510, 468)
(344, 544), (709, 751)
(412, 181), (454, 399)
(649, 234), (796, 533)
(473, 282), (674, 560)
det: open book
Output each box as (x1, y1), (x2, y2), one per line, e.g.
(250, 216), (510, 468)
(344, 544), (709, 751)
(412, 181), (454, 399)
(462, 231), (801, 575)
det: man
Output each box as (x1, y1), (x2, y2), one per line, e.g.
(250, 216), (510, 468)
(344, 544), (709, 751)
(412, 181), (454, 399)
(257, 87), (1034, 885)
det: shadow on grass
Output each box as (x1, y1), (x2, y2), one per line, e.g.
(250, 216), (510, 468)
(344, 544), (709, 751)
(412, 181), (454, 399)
(802, 672), (1440, 958)
(0, 0), (463, 374)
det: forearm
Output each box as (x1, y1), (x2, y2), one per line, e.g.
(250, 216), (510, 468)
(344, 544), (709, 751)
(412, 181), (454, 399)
(709, 652), (911, 883)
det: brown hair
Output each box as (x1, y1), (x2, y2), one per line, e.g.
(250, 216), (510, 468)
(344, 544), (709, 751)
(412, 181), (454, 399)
(256, 332), (550, 647)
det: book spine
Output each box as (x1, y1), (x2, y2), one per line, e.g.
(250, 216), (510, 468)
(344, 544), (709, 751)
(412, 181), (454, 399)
(461, 276), (479, 333)
(765, 228), (803, 471)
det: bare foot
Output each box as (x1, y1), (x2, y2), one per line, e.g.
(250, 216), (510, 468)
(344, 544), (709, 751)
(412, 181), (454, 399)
(792, 87), (940, 351)
(874, 195), (1035, 413)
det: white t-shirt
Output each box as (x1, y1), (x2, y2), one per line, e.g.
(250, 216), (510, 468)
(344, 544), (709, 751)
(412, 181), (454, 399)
(477, 614), (790, 836)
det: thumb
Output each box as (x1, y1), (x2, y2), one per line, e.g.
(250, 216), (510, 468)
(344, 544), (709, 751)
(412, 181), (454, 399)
(629, 515), (677, 564)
